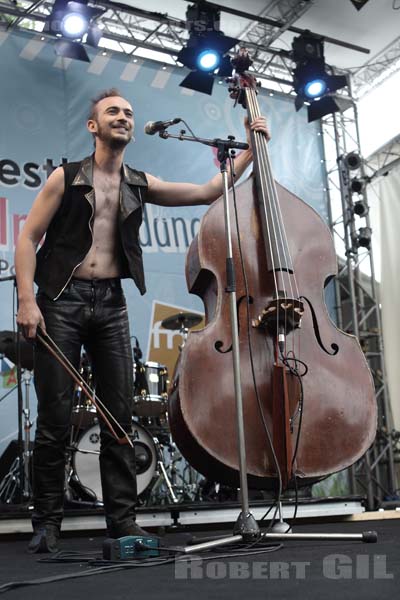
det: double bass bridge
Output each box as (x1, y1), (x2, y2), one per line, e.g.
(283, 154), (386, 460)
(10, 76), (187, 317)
(252, 297), (305, 335)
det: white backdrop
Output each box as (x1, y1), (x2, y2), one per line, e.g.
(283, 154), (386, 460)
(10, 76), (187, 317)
(378, 165), (400, 431)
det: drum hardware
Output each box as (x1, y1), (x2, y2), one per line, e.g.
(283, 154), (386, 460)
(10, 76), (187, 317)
(149, 437), (180, 504)
(64, 440), (100, 507)
(139, 415), (170, 445)
(141, 435), (203, 506)
(0, 453), (24, 504)
(0, 329), (34, 503)
(161, 312), (202, 350)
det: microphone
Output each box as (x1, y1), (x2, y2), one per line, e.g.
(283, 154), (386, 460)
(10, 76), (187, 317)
(144, 117), (182, 135)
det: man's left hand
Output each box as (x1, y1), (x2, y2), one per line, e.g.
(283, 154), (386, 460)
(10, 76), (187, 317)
(244, 116), (271, 148)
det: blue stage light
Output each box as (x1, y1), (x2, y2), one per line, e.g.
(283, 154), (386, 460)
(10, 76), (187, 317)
(292, 32), (349, 121)
(197, 49), (220, 71)
(61, 12), (88, 38)
(177, 3), (237, 95)
(44, 1), (104, 62)
(304, 78), (327, 98)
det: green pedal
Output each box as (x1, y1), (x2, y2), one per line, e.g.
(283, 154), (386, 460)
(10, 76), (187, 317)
(103, 535), (160, 560)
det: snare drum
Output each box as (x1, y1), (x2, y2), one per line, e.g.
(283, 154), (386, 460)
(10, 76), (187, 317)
(133, 361), (168, 417)
(73, 422), (157, 500)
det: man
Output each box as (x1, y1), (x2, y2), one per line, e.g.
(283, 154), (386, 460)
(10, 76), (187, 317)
(15, 88), (269, 553)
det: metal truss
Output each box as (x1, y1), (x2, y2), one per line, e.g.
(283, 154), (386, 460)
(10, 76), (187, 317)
(322, 102), (399, 510)
(236, 0), (315, 48)
(1, 0), (393, 97)
(0, 0), (377, 96)
(232, 0), (315, 89)
(367, 134), (400, 179)
(351, 35), (400, 99)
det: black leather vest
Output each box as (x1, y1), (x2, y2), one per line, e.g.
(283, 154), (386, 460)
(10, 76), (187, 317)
(35, 155), (148, 300)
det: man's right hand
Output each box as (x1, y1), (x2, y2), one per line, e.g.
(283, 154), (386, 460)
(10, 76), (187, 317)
(16, 300), (46, 340)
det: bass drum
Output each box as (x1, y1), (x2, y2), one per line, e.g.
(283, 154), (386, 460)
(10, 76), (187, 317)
(73, 422), (157, 500)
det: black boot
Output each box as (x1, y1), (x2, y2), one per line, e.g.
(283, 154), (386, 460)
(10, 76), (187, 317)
(108, 520), (159, 539)
(28, 524), (60, 554)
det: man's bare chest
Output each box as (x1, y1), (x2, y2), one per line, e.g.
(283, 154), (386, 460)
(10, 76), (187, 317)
(93, 178), (120, 219)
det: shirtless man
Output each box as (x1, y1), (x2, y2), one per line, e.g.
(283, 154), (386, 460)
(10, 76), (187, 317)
(15, 88), (269, 553)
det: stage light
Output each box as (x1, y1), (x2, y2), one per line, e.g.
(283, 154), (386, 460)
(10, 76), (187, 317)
(353, 200), (368, 217)
(61, 9), (88, 38)
(307, 96), (352, 122)
(292, 30), (348, 122)
(86, 24), (103, 48)
(45, 1), (103, 61)
(350, 178), (366, 194)
(304, 78), (327, 98)
(177, 2), (237, 95)
(357, 227), (372, 249)
(54, 39), (90, 62)
(179, 70), (215, 95)
(344, 152), (361, 171)
(197, 49), (220, 71)
(352, 227), (372, 250)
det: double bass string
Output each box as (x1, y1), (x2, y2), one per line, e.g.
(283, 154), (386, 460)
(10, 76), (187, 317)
(245, 88), (293, 356)
(246, 87), (306, 488)
(244, 91), (280, 323)
(248, 89), (300, 304)
(246, 88), (302, 363)
(245, 89), (282, 355)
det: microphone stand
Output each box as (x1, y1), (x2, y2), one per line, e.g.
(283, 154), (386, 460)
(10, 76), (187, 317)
(159, 129), (260, 549)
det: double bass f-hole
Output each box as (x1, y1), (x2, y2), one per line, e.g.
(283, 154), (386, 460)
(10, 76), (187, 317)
(214, 294), (254, 354)
(300, 295), (339, 356)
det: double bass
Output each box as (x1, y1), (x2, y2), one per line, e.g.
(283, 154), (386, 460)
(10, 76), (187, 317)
(168, 50), (376, 491)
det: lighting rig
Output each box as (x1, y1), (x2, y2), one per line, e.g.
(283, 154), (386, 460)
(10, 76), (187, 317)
(338, 151), (372, 252)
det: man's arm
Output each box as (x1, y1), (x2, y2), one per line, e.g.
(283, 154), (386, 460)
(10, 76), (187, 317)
(15, 167), (65, 338)
(146, 116), (270, 207)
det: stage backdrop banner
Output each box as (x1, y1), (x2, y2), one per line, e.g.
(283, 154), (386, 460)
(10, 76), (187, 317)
(0, 31), (333, 490)
(377, 165), (400, 432)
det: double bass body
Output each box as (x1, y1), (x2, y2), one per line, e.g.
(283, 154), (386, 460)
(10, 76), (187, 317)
(168, 174), (377, 489)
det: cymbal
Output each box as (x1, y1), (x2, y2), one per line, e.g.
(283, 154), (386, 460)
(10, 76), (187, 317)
(0, 330), (34, 371)
(161, 312), (202, 331)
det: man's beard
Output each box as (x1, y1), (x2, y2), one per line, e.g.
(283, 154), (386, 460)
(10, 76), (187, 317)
(96, 123), (132, 149)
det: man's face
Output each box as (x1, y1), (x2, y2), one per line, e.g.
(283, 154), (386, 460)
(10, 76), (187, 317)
(88, 96), (134, 149)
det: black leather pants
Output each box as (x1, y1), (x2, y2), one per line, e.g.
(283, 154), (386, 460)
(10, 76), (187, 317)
(33, 278), (137, 536)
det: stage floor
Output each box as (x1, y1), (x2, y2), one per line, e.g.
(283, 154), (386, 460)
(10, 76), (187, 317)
(0, 515), (398, 600)
(0, 495), (367, 534)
